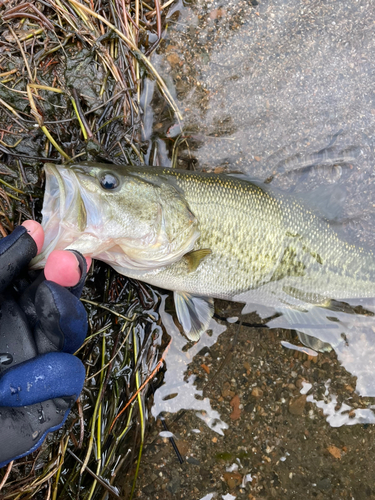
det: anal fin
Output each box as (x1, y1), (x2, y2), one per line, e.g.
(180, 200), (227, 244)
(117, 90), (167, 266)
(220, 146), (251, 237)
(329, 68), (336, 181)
(174, 292), (214, 341)
(296, 331), (333, 353)
(267, 306), (342, 352)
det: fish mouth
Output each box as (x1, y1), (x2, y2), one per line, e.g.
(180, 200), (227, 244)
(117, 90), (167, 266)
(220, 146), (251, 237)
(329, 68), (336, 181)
(30, 163), (86, 268)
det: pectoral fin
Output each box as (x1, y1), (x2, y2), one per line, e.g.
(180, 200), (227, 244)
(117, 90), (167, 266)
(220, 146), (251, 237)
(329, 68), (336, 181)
(174, 292), (214, 341)
(184, 248), (212, 272)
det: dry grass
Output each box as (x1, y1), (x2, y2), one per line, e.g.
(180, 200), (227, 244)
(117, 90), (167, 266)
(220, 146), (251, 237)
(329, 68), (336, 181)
(0, 0), (178, 497)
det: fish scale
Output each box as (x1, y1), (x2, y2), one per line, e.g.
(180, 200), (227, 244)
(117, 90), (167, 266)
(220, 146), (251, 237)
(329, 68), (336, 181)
(140, 167), (375, 300)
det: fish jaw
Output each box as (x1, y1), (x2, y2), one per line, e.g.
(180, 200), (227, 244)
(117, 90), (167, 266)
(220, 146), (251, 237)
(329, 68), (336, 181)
(30, 163), (93, 268)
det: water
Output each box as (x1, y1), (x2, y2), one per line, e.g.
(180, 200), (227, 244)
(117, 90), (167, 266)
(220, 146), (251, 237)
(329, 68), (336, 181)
(133, 0), (375, 498)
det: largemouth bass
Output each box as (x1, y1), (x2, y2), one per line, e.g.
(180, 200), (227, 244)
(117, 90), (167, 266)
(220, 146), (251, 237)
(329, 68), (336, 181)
(33, 162), (375, 340)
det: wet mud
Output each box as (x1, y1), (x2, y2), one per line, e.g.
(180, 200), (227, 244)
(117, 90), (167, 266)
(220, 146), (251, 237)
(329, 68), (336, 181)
(134, 304), (375, 499)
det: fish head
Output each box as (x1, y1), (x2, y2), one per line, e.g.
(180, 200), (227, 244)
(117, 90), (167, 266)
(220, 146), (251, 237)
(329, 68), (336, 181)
(32, 163), (200, 272)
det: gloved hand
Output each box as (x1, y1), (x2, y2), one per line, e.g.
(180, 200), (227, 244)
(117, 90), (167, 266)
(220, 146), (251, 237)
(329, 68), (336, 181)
(0, 221), (88, 468)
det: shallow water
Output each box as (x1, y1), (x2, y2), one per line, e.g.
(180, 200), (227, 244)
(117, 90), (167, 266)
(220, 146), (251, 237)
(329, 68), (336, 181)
(132, 0), (375, 498)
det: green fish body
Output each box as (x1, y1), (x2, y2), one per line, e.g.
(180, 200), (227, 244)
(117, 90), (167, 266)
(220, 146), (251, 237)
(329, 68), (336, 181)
(34, 163), (375, 340)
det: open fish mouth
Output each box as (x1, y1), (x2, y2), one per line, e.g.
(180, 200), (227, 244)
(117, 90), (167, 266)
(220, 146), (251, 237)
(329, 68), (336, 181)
(30, 164), (87, 268)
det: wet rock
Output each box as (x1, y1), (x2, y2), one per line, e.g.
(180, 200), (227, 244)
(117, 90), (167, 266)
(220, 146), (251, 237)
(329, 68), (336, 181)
(270, 487), (278, 497)
(201, 363), (210, 374)
(327, 445), (342, 459)
(167, 473), (181, 495)
(230, 394), (241, 420)
(209, 8), (226, 20)
(65, 49), (104, 106)
(175, 440), (189, 457)
(213, 166), (225, 174)
(198, 347), (211, 356)
(0, 82), (30, 112)
(317, 477), (332, 491)
(223, 471), (243, 490)
(244, 402), (255, 413)
(222, 382), (235, 399)
(251, 387), (264, 398)
(288, 395), (307, 415)
(142, 481), (157, 496)
(166, 53), (182, 67)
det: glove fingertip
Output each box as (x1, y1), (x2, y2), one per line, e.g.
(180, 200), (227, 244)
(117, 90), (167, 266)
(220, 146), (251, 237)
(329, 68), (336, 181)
(21, 221), (44, 255)
(66, 250), (87, 298)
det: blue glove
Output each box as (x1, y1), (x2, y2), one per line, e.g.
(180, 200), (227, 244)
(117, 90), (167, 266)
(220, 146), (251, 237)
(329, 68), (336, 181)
(0, 225), (88, 468)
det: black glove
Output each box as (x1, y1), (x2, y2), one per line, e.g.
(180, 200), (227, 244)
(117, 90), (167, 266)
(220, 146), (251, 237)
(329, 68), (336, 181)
(0, 225), (88, 468)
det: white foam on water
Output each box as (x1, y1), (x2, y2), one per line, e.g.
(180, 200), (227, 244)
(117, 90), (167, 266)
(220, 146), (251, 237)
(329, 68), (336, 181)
(152, 295), (228, 435)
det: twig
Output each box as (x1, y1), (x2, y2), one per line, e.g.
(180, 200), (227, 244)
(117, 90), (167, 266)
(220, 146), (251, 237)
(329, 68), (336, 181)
(129, 326), (145, 500)
(3, 2), (54, 29)
(86, 322), (131, 381)
(66, 449), (120, 498)
(109, 336), (172, 433)
(7, 26), (33, 82)
(146, 0), (175, 18)
(0, 461), (13, 491)
(80, 298), (136, 321)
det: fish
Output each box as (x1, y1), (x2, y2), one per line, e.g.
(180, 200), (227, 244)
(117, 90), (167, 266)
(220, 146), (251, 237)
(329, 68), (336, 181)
(32, 162), (375, 341)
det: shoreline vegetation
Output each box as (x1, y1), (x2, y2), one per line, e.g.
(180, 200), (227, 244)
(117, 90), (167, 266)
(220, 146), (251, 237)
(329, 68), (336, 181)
(0, 0), (178, 497)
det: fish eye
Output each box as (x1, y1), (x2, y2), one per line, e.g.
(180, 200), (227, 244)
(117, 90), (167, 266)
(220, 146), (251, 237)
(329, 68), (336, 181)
(100, 172), (119, 190)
